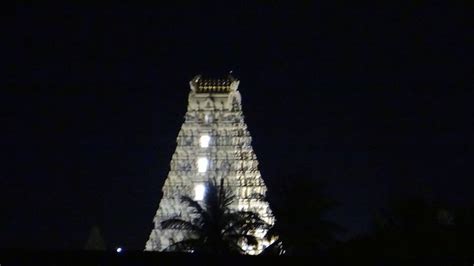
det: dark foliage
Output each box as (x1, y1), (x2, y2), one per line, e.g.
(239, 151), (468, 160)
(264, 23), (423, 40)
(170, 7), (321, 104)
(265, 174), (344, 255)
(334, 196), (474, 259)
(160, 179), (270, 254)
(84, 225), (106, 251)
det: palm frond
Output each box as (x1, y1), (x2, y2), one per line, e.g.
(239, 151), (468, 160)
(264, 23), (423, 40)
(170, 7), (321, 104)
(163, 238), (203, 252)
(223, 211), (270, 234)
(226, 233), (259, 248)
(181, 196), (205, 215)
(260, 239), (285, 255)
(161, 218), (201, 233)
(160, 178), (270, 254)
(221, 193), (235, 209)
(205, 178), (235, 209)
(249, 193), (266, 201)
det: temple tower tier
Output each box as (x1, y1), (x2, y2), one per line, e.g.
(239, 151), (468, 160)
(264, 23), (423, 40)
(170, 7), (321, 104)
(145, 75), (275, 254)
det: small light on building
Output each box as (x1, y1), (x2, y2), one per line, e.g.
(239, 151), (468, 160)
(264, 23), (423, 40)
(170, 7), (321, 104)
(197, 157), (208, 173)
(116, 247), (123, 253)
(199, 135), (211, 148)
(204, 114), (211, 123)
(194, 184), (206, 201)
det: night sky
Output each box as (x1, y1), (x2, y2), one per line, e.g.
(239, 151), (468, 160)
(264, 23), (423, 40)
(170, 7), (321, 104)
(1, 3), (472, 250)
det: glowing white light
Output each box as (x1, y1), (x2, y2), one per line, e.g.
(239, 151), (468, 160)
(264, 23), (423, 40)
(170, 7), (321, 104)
(197, 157), (208, 173)
(116, 247), (122, 253)
(194, 184), (206, 201)
(199, 135), (211, 148)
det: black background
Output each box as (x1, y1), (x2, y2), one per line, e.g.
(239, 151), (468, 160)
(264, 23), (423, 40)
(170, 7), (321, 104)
(1, 3), (472, 250)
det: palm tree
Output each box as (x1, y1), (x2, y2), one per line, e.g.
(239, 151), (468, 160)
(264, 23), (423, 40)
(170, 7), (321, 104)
(160, 179), (270, 254)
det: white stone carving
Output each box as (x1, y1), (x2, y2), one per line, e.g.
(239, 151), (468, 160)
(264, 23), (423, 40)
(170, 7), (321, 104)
(145, 76), (275, 254)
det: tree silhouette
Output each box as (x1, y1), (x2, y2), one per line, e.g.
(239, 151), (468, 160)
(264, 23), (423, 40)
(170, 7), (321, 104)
(367, 196), (467, 258)
(264, 174), (343, 255)
(160, 179), (270, 254)
(84, 225), (106, 251)
(451, 204), (474, 256)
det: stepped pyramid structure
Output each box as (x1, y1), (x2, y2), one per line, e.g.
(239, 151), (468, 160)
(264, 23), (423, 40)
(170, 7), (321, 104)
(145, 75), (275, 254)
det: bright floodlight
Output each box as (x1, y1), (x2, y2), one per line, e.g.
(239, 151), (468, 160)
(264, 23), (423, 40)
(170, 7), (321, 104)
(116, 247), (122, 253)
(194, 184), (206, 201)
(199, 135), (211, 148)
(197, 157), (208, 173)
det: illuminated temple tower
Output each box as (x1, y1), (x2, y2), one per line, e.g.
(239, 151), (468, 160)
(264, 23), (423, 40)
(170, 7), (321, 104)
(145, 75), (274, 254)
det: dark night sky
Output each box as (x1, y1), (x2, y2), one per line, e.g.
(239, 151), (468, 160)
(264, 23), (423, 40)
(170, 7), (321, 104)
(1, 3), (472, 250)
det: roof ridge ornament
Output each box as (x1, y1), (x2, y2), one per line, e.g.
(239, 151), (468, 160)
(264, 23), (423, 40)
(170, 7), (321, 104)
(189, 73), (239, 93)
